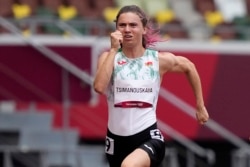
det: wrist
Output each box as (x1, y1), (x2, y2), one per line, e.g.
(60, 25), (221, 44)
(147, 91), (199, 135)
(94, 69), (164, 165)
(110, 47), (119, 53)
(196, 105), (206, 112)
(196, 101), (205, 110)
(196, 98), (204, 107)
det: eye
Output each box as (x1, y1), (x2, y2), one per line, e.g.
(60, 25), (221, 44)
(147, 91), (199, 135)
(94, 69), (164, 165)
(130, 23), (137, 27)
(118, 23), (126, 27)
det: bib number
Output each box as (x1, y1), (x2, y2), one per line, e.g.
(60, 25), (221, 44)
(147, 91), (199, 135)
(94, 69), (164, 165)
(150, 129), (164, 142)
(105, 136), (114, 155)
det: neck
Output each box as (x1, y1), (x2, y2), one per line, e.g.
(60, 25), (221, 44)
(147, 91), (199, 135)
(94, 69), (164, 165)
(122, 46), (146, 58)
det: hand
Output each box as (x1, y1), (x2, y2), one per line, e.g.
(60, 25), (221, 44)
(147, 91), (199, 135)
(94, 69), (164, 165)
(196, 106), (209, 125)
(110, 30), (123, 50)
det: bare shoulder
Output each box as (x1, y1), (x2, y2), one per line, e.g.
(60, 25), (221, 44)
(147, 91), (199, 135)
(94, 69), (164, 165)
(158, 51), (177, 62)
(100, 51), (110, 58)
(158, 51), (177, 74)
(158, 51), (175, 57)
(99, 49), (118, 60)
(159, 51), (195, 73)
(96, 51), (109, 67)
(158, 51), (177, 65)
(98, 51), (110, 62)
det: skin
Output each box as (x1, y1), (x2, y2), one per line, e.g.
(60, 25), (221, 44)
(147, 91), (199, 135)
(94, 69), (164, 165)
(93, 12), (209, 167)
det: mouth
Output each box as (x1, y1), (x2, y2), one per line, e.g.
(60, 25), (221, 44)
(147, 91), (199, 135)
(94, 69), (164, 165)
(123, 34), (133, 40)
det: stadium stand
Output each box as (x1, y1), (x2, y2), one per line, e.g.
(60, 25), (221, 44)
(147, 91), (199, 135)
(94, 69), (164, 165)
(0, 111), (53, 131)
(168, 0), (205, 40)
(0, 0), (13, 17)
(12, 0), (32, 19)
(0, 108), (83, 167)
(19, 129), (79, 167)
(57, 0), (78, 21)
(160, 19), (189, 39)
(214, 0), (247, 23)
(35, 0), (62, 34)
(0, 0), (249, 40)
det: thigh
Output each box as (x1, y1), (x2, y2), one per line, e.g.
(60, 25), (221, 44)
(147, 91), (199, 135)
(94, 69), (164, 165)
(121, 148), (151, 167)
(140, 139), (166, 167)
(121, 139), (166, 167)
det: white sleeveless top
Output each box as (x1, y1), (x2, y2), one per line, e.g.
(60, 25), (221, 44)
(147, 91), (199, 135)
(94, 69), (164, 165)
(106, 49), (160, 136)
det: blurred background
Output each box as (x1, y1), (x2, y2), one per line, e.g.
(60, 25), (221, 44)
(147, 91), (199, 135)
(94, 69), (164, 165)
(0, 0), (250, 167)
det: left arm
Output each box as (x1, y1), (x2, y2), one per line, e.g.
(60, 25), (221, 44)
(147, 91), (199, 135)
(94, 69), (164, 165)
(159, 52), (209, 124)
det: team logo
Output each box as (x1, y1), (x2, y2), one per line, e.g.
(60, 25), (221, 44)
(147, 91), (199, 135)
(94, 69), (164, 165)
(144, 144), (154, 154)
(118, 60), (127, 65)
(145, 61), (153, 66)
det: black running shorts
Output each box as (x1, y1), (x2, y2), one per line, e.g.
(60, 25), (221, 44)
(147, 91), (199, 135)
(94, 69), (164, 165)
(105, 123), (165, 167)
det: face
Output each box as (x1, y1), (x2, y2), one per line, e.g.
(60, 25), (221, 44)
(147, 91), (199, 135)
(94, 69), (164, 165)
(116, 12), (146, 47)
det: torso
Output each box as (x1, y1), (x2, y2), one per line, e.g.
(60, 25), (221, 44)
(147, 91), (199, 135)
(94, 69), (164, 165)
(106, 48), (161, 136)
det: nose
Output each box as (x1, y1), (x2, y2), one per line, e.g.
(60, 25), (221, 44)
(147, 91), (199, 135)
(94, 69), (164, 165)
(124, 25), (130, 32)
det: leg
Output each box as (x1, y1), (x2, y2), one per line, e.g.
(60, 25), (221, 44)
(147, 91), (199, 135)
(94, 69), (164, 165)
(121, 148), (150, 167)
(121, 139), (166, 167)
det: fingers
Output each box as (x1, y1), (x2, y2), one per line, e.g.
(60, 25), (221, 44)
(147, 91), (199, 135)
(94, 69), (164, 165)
(196, 109), (209, 125)
(110, 30), (123, 49)
(198, 118), (208, 125)
(199, 119), (208, 125)
(112, 30), (123, 39)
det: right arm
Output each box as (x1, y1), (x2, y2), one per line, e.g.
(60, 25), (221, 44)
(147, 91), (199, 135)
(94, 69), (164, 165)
(93, 30), (123, 94)
(93, 49), (117, 94)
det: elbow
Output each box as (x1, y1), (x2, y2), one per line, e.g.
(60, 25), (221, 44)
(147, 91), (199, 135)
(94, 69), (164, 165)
(94, 87), (106, 95)
(93, 83), (106, 95)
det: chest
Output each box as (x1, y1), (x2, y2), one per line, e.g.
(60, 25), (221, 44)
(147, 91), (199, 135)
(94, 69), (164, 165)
(113, 53), (159, 80)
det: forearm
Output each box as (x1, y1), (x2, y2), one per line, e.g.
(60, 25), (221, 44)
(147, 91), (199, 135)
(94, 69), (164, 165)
(186, 63), (205, 108)
(185, 62), (209, 124)
(93, 49), (117, 94)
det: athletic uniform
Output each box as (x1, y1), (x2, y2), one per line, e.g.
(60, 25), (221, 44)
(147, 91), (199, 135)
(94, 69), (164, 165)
(105, 49), (165, 167)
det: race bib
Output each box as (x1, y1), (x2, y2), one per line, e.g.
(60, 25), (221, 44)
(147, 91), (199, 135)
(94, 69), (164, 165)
(150, 129), (164, 142)
(114, 80), (157, 108)
(105, 136), (114, 155)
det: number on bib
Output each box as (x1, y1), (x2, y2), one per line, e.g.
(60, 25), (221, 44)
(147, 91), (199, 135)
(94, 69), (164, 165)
(150, 129), (164, 141)
(105, 136), (114, 155)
